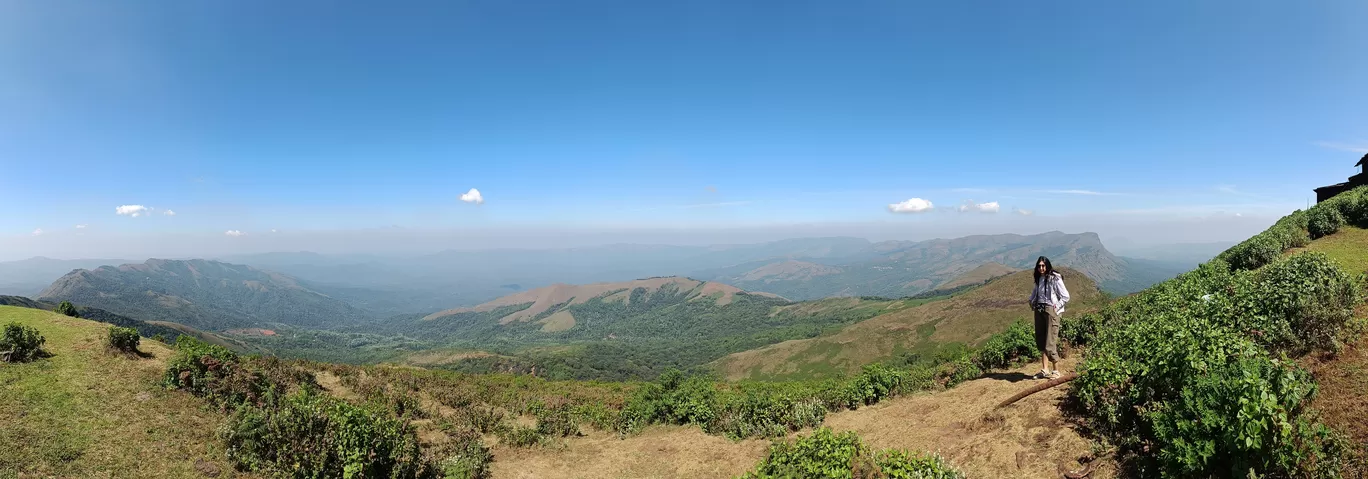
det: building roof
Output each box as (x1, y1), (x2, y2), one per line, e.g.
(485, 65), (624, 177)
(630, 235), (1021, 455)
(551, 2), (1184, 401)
(1358, 152), (1368, 167)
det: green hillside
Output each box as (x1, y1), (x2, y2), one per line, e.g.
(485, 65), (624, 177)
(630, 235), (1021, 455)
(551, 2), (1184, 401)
(0, 306), (247, 477)
(713, 268), (1106, 381)
(1063, 186), (1368, 477)
(38, 258), (369, 331)
(0, 295), (254, 353)
(353, 277), (939, 381)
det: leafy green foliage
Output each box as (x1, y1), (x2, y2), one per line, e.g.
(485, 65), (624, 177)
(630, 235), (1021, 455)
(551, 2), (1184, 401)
(1308, 206), (1345, 239)
(435, 429), (492, 479)
(219, 389), (432, 478)
(106, 326), (140, 353)
(1, 321), (46, 363)
(54, 301), (79, 318)
(739, 427), (964, 479)
(1070, 245), (1362, 476)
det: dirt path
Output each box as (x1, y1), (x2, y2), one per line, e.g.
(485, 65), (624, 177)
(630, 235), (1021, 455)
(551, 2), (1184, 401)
(821, 357), (1110, 479)
(490, 426), (771, 479)
(490, 359), (1111, 479)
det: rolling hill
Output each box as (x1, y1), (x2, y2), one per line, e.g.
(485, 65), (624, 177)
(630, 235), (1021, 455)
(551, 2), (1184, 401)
(698, 231), (1165, 299)
(37, 259), (368, 331)
(712, 267), (1106, 381)
(367, 276), (942, 380)
(0, 257), (132, 297)
(0, 295), (255, 353)
(0, 306), (250, 477)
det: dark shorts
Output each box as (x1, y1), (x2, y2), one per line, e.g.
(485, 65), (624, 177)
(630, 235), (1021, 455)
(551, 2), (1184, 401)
(1034, 305), (1060, 362)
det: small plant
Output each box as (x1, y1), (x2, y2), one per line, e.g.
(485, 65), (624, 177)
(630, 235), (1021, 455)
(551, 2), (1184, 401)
(496, 425), (544, 448)
(54, 301), (80, 318)
(741, 427), (964, 479)
(1, 322), (46, 363)
(437, 429), (494, 479)
(107, 326), (140, 353)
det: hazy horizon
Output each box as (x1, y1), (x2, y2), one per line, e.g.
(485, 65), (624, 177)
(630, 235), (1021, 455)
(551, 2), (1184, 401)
(3, 2), (1361, 262)
(0, 212), (1262, 262)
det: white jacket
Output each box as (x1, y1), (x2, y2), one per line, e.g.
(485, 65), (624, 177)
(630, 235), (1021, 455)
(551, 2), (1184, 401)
(1028, 271), (1071, 315)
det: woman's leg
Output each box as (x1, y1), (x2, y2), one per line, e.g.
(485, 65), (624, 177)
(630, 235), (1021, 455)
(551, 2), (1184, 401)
(1034, 309), (1049, 373)
(1045, 306), (1061, 371)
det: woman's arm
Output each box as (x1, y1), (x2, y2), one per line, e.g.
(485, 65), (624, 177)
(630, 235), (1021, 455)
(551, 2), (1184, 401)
(1054, 274), (1071, 304)
(1028, 280), (1038, 304)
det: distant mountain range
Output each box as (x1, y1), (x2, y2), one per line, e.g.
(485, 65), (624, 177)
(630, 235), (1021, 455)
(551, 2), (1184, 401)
(698, 232), (1179, 300)
(38, 259), (367, 331)
(0, 257), (134, 297)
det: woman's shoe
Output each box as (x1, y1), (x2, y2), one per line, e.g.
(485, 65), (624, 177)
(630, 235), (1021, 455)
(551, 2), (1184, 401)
(1048, 370), (1062, 379)
(1034, 369), (1050, 379)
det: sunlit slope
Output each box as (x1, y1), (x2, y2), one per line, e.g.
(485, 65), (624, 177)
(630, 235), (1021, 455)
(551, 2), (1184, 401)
(713, 268), (1105, 381)
(0, 306), (249, 478)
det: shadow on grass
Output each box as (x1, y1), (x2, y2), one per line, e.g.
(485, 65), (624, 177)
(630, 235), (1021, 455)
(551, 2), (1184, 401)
(981, 371), (1034, 383)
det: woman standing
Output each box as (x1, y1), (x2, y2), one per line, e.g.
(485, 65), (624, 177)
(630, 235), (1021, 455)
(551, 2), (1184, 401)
(1028, 256), (1070, 379)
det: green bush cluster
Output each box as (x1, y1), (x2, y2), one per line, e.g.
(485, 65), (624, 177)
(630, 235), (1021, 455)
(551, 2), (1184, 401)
(434, 429), (492, 479)
(219, 389), (431, 478)
(739, 427), (964, 479)
(1, 322), (46, 363)
(1218, 185), (1368, 271)
(106, 326), (140, 353)
(1069, 251), (1361, 477)
(54, 301), (80, 318)
(163, 338), (438, 477)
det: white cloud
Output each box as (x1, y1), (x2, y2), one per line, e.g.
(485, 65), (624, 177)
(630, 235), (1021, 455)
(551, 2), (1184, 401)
(1014, 208), (1035, 216)
(271, 229), (278, 233)
(163, 210), (176, 216)
(75, 224), (87, 229)
(31, 228), (42, 236)
(1313, 141), (1368, 154)
(225, 230), (245, 237)
(888, 198), (934, 213)
(115, 205), (150, 217)
(459, 188), (484, 205)
(956, 200), (1000, 213)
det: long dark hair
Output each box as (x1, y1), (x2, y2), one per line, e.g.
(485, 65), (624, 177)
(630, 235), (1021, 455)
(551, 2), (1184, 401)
(1033, 256), (1055, 283)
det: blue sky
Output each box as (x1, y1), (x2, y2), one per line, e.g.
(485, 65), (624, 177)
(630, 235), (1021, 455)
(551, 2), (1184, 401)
(1, 1), (1366, 256)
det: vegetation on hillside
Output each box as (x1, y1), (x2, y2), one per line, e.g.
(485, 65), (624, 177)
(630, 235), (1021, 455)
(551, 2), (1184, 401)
(739, 427), (964, 479)
(1063, 186), (1368, 478)
(38, 258), (368, 331)
(0, 307), (247, 477)
(1, 321), (46, 362)
(713, 268), (1105, 381)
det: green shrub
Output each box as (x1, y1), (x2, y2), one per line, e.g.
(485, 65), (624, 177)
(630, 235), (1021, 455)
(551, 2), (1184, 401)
(54, 301), (79, 318)
(971, 320), (1038, 371)
(107, 326), (140, 352)
(219, 389), (433, 478)
(496, 425), (544, 448)
(162, 336), (255, 405)
(0, 322), (46, 363)
(436, 429), (492, 479)
(740, 427), (964, 479)
(1070, 251), (1359, 477)
(534, 405), (581, 438)
(1307, 206), (1345, 239)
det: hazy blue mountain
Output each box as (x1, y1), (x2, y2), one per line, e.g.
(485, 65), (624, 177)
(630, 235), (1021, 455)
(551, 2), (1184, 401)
(0, 257), (133, 297)
(38, 259), (368, 331)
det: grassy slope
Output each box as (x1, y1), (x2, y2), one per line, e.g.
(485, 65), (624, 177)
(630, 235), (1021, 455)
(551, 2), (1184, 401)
(1291, 225), (1368, 274)
(0, 306), (249, 478)
(1291, 226), (1368, 471)
(713, 268), (1106, 381)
